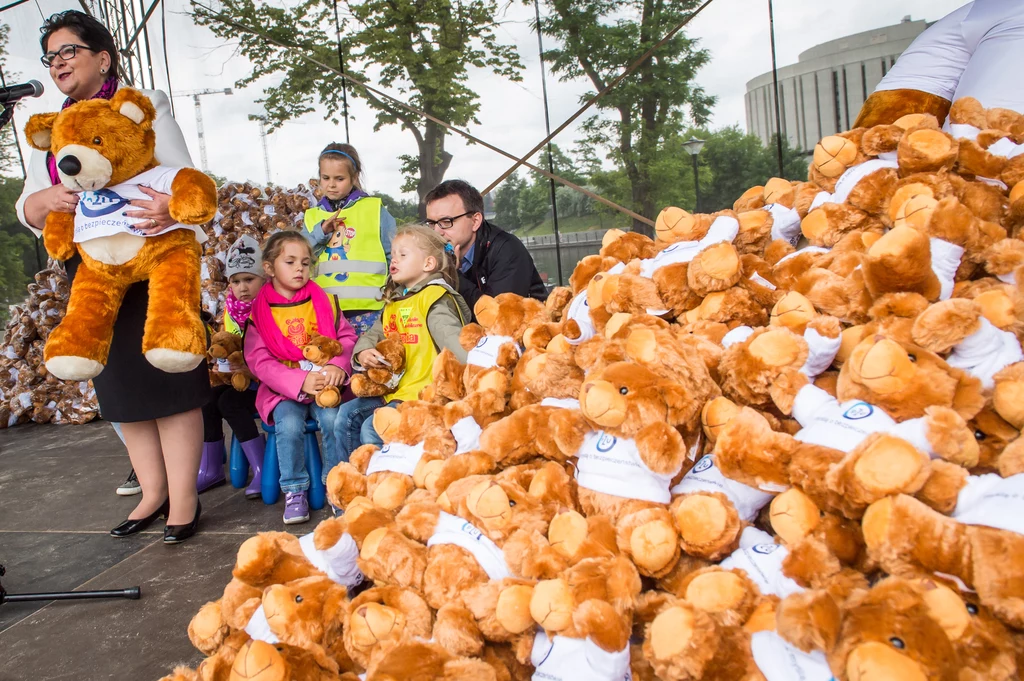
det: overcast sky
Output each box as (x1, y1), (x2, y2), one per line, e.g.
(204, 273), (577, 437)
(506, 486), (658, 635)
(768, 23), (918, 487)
(2, 0), (970, 200)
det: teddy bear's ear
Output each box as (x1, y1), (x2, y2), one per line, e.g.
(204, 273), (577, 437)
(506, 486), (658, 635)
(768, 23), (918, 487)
(25, 112), (59, 151)
(108, 87), (157, 127)
(949, 366), (985, 421)
(776, 588), (842, 654)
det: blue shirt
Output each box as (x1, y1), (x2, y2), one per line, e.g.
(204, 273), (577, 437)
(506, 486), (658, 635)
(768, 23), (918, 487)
(461, 242), (475, 273)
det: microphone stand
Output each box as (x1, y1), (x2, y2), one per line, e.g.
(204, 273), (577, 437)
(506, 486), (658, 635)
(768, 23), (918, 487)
(0, 564), (141, 609)
(0, 102), (15, 132)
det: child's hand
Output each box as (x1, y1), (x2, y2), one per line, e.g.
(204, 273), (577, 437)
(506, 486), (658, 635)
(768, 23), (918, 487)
(322, 365), (346, 387)
(302, 371), (325, 395)
(322, 216), (337, 234)
(357, 348), (387, 368)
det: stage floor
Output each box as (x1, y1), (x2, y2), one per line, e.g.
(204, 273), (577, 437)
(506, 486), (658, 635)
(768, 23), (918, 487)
(0, 420), (331, 680)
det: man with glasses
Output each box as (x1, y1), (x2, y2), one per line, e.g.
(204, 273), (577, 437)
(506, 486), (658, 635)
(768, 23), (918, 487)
(424, 180), (547, 319)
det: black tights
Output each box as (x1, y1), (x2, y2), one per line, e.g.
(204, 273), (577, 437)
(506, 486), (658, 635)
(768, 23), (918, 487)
(202, 384), (259, 443)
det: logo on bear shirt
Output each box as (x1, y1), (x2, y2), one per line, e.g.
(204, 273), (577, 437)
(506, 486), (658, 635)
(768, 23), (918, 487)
(596, 433), (618, 452)
(843, 402), (873, 420)
(460, 520), (484, 542)
(475, 337), (488, 349)
(752, 543), (780, 555)
(693, 455), (713, 473)
(79, 188), (130, 218)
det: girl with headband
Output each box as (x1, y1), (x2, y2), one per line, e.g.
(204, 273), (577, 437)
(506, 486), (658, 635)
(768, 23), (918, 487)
(302, 143), (397, 337)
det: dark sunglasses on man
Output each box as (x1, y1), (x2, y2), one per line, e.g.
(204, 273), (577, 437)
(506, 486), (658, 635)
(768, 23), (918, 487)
(41, 43), (94, 67)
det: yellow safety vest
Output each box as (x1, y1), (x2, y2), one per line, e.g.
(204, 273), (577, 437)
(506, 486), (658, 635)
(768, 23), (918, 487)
(380, 283), (464, 403)
(223, 307), (242, 337)
(304, 197), (387, 312)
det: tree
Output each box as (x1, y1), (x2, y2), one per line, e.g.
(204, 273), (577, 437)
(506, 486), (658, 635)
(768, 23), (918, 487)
(195, 0), (523, 215)
(378, 192), (419, 223)
(518, 177), (552, 229)
(576, 126), (809, 217)
(539, 0), (714, 236)
(0, 22), (18, 174)
(493, 172), (526, 231)
(695, 128), (808, 212)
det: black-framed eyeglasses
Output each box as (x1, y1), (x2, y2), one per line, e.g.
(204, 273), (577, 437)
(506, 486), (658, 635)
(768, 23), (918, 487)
(425, 211), (477, 230)
(41, 44), (94, 67)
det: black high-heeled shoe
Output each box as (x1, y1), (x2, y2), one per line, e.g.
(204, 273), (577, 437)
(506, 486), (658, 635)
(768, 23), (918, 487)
(163, 500), (201, 544)
(110, 498), (169, 537)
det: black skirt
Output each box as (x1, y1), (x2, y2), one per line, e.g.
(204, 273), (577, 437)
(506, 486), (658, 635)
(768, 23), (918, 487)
(65, 254), (211, 423)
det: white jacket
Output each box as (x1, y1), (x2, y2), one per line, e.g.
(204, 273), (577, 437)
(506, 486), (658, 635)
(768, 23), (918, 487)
(16, 88), (194, 236)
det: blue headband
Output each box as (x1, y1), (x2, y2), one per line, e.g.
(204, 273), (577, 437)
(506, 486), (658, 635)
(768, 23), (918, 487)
(320, 149), (358, 171)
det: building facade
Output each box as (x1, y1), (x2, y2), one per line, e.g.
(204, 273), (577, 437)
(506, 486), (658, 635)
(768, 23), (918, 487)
(745, 16), (929, 152)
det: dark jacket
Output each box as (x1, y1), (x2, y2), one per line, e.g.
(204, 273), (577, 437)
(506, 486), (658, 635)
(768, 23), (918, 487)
(459, 220), (548, 317)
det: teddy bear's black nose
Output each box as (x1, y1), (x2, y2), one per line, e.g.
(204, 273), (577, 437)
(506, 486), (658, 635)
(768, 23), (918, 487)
(57, 155), (81, 176)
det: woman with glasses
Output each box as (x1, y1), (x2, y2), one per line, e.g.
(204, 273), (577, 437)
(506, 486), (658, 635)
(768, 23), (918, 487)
(15, 11), (211, 544)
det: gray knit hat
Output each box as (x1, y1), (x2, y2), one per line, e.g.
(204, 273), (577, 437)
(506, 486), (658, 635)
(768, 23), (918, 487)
(225, 234), (263, 279)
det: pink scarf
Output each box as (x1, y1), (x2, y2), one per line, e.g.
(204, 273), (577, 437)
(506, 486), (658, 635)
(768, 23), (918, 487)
(250, 280), (337, 362)
(225, 289), (254, 328)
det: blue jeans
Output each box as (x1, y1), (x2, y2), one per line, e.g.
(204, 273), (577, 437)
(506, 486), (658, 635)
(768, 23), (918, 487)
(273, 400), (340, 493)
(326, 396), (390, 480)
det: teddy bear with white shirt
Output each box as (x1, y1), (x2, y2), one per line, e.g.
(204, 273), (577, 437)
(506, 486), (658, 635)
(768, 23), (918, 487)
(25, 88), (217, 381)
(642, 527), (867, 681)
(326, 401), (456, 512)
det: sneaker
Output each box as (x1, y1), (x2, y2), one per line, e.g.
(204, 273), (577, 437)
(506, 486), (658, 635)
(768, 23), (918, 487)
(283, 492), (310, 525)
(330, 504), (343, 517)
(116, 469), (142, 496)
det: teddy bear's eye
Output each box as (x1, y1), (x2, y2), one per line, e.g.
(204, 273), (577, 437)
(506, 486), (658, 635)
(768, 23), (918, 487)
(907, 353), (917, 363)
(508, 499), (516, 507)
(974, 430), (986, 441)
(619, 387), (628, 395)
(92, 137), (102, 145)
(966, 602), (979, 615)
(294, 595), (303, 603)
(889, 637), (905, 650)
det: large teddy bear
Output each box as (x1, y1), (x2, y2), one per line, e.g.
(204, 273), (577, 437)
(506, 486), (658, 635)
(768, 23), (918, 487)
(528, 555), (642, 681)
(358, 463), (574, 609)
(25, 88), (216, 380)
(769, 333), (985, 468)
(642, 527), (868, 681)
(568, 361), (706, 576)
(326, 401), (456, 511)
(862, 466), (1024, 630)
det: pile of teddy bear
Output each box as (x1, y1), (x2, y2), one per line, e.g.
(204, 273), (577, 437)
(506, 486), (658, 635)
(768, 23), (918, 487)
(0, 262), (98, 428)
(159, 97), (1024, 681)
(200, 180), (323, 325)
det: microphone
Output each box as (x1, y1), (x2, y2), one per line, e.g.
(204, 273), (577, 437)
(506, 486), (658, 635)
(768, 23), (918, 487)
(0, 80), (44, 105)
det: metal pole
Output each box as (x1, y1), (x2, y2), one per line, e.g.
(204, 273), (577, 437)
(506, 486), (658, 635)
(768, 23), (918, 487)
(2, 587), (141, 603)
(533, 0), (562, 285)
(194, 95), (208, 171)
(139, 0), (156, 89)
(161, 0), (174, 117)
(332, 0), (350, 143)
(768, 0), (785, 177)
(691, 154), (700, 213)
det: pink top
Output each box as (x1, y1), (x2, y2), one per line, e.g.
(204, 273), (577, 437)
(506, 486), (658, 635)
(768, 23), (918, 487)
(244, 315), (357, 424)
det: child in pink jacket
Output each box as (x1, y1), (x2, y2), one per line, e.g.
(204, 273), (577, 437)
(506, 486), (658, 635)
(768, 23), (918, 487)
(244, 232), (356, 525)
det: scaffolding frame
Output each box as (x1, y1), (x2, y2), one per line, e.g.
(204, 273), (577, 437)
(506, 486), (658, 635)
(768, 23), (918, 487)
(87, 0), (161, 90)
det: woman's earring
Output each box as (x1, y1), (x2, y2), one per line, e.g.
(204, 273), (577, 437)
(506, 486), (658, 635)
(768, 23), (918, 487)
(101, 68), (106, 74)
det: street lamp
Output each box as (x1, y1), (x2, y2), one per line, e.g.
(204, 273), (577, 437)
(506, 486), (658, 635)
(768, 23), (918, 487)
(682, 136), (705, 212)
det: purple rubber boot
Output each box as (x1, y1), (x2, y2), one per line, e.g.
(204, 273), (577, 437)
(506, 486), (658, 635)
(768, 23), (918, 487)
(197, 440), (227, 493)
(239, 436), (265, 499)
